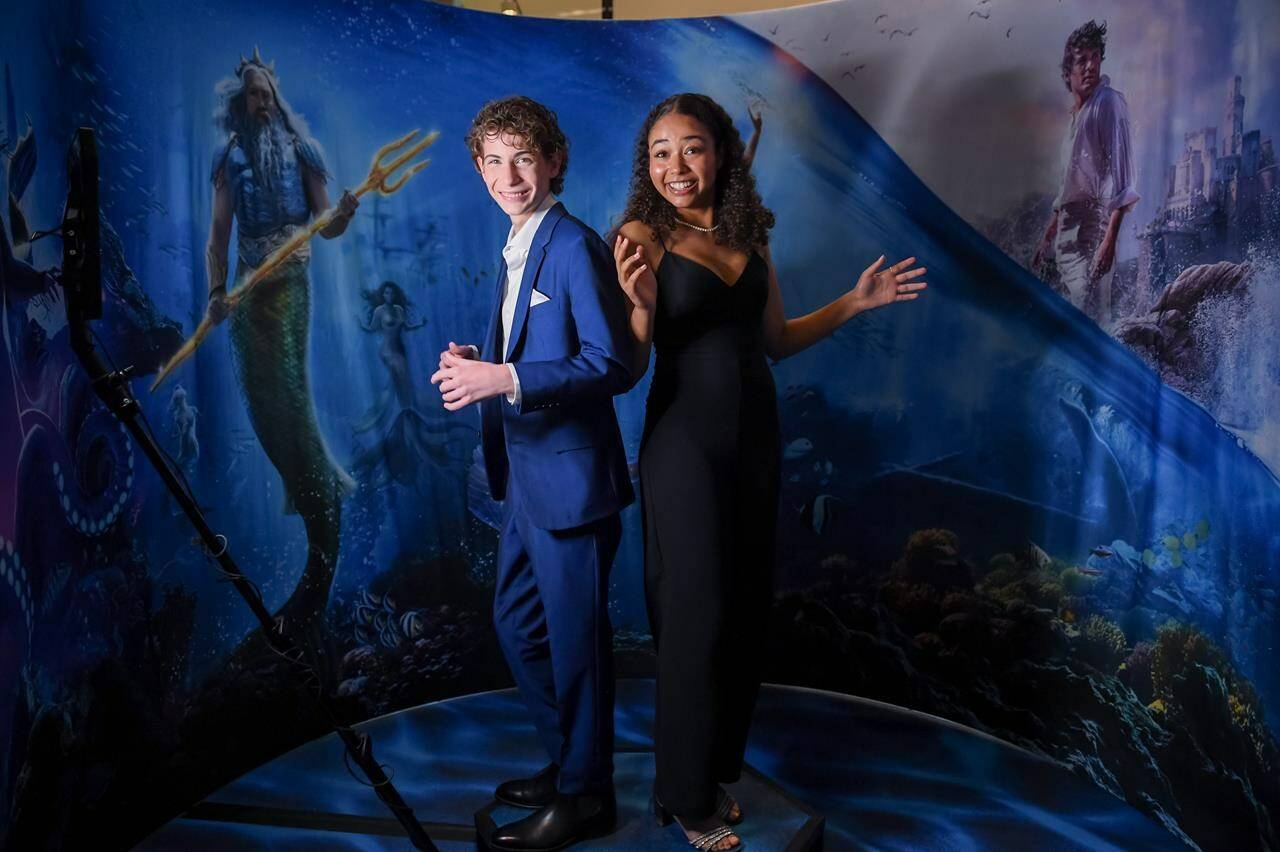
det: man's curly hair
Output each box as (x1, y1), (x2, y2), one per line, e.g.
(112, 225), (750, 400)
(619, 93), (773, 253)
(466, 96), (569, 195)
(1061, 20), (1107, 91)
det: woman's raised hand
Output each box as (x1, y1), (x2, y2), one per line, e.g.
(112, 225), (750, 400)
(614, 235), (658, 313)
(852, 254), (928, 310)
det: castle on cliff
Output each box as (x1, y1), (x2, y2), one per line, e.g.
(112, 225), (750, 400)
(1136, 76), (1278, 302)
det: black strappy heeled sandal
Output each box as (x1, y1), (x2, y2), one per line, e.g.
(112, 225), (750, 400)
(651, 790), (745, 851)
(715, 786), (743, 825)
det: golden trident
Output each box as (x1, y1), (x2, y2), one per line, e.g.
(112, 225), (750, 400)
(151, 129), (439, 391)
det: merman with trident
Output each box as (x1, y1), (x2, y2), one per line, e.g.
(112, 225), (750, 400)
(155, 48), (435, 663)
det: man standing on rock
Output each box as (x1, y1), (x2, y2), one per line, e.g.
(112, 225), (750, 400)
(1033, 20), (1140, 326)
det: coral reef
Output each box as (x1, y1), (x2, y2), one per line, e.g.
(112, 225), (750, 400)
(767, 528), (1280, 851)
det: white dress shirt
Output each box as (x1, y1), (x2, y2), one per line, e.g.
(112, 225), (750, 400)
(495, 193), (558, 406)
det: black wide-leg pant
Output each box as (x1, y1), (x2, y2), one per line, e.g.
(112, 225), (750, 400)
(640, 351), (780, 818)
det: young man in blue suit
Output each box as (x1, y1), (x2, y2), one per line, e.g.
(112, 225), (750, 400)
(431, 96), (634, 850)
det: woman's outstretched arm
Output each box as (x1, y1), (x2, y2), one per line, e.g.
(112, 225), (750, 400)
(761, 245), (927, 361)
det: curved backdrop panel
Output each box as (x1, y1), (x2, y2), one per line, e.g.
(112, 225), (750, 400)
(0, 0), (1276, 848)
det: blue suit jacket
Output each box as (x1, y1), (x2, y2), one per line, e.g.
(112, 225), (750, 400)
(479, 202), (636, 530)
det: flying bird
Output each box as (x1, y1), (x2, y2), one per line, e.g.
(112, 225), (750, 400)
(969, 10), (990, 19)
(875, 13), (887, 22)
(1006, 26), (1013, 37)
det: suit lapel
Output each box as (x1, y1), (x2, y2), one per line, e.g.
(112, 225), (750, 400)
(483, 256), (508, 362)
(504, 202), (564, 362)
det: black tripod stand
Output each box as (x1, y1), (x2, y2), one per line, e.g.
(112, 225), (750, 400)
(55, 127), (436, 850)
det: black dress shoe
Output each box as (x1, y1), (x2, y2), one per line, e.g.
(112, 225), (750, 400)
(495, 763), (559, 809)
(490, 791), (617, 851)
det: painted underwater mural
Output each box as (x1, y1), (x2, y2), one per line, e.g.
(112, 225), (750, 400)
(1, 0), (1277, 847)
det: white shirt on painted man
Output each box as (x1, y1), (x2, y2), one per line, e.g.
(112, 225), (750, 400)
(1052, 76), (1140, 215)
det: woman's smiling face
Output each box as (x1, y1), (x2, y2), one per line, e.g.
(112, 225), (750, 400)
(648, 111), (718, 211)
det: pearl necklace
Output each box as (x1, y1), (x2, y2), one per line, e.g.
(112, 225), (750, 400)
(676, 218), (719, 233)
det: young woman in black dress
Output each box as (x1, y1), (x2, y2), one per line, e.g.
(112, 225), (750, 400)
(612, 93), (927, 852)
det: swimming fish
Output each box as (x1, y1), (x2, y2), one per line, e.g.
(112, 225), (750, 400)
(400, 610), (425, 640)
(800, 494), (840, 534)
(784, 438), (814, 461)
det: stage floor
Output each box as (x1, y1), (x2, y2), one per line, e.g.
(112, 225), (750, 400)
(140, 679), (1176, 850)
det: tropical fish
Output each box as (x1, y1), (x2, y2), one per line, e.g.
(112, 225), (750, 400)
(800, 494), (840, 534)
(784, 438), (814, 460)
(1077, 566), (1103, 576)
(1022, 542), (1052, 570)
(400, 610), (425, 640)
(1090, 546), (1114, 558)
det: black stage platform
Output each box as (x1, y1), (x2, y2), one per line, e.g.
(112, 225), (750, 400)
(140, 679), (1175, 850)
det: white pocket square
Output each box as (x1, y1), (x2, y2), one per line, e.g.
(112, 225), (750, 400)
(530, 289), (551, 306)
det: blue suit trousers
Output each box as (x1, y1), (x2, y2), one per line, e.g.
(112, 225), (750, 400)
(492, 475), (620, 795)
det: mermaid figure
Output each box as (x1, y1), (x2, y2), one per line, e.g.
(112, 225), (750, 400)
(357, 281), (426, 409)
(167, 386), (200, 472)
(204, 49), (358, 640)
(351, 281), (469, 486)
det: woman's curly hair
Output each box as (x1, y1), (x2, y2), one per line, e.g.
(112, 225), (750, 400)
(466, 96), (569, 195)
(619, 93), (773, 253)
